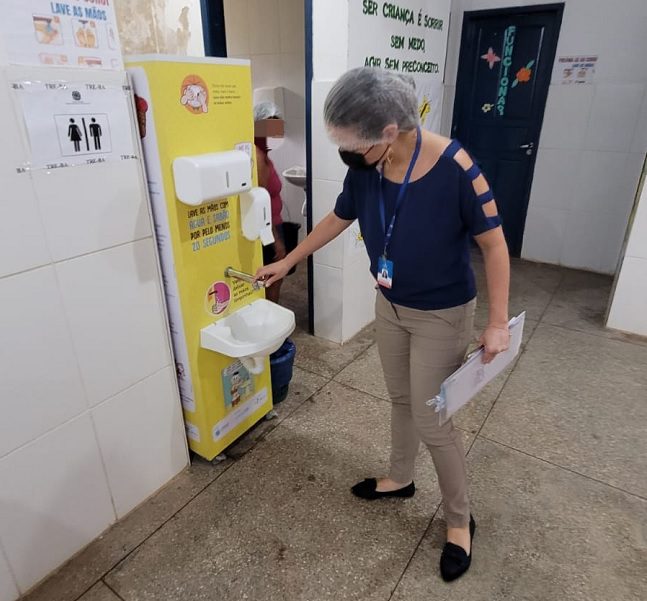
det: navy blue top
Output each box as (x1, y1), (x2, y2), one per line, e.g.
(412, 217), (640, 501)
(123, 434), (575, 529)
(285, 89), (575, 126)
(334, 140), (501, 310)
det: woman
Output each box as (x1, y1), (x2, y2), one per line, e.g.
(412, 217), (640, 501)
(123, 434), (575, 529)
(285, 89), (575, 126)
(254, 102), (287, 303)
(256, 68), (510, 582)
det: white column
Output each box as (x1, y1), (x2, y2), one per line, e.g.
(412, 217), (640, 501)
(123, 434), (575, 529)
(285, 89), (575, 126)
(608, 168), (647, 336)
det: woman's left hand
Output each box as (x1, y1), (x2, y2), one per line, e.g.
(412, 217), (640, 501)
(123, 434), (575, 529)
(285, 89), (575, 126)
(479, 325), (510, 364)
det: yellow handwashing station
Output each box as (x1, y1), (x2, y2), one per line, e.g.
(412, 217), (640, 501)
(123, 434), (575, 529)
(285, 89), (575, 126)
(127, 56), (295, 460)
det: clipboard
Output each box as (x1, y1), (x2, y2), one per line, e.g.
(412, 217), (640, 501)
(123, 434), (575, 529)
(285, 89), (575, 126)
(427, 312), (526, 425)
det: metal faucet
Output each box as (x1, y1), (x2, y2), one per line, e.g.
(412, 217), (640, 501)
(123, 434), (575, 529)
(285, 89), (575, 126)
(225, 267), (265, 290)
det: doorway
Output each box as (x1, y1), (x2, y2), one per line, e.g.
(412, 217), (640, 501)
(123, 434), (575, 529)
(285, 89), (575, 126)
(203, 0), (312, 333)
(452, 4), (564, 256)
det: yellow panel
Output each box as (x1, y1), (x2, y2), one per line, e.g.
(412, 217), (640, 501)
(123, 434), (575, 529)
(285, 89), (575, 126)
(127, 57), (271, 460)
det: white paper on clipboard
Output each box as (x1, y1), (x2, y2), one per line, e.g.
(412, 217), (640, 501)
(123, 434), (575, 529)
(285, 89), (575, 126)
(428, 312), (526, 425)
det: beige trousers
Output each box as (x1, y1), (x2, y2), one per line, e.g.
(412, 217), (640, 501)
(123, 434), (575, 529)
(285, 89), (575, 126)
(375, 292), (476, 528)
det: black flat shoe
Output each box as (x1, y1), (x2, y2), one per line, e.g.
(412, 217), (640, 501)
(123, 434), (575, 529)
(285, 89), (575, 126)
(351, 478), (415, 500)
(440, 514), (476, 582)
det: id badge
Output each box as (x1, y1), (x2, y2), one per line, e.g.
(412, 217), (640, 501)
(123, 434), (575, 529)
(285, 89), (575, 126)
(377, 256), (394, 289)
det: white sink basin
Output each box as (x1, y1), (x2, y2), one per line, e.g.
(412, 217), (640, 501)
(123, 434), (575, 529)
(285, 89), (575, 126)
(282, 166), (306, 189)
(200, 299), (295, 374)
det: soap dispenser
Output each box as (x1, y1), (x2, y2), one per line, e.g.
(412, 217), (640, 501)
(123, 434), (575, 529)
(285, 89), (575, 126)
(240, 187), (274, 246)
(173, 150), (252, 206)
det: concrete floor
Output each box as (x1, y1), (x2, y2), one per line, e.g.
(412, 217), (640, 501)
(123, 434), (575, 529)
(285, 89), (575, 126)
(24, 259), (647, 601)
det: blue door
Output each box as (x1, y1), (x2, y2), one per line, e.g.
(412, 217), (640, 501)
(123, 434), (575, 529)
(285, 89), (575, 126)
(452, 4), (564, 256)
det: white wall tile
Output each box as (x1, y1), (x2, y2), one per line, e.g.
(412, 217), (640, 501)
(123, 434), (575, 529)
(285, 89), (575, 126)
(620, 153), (646, 222)
(443, 10), (465, 87)
(560, 209), (626, 274)
(33, 161), (152, 262)
(249, 53), (282, 89)
(630, 90), (647, 154)
(311, 82), (348, 183)
(600, 210), (632, 274)
(283, 85), (306, 121)
(0, 267), (86, 458)
(559, 210), (600, 271)
(574, 151), (628, 214)
(521, 206), (568, 265)
(313, 51), (348, 83)
(280, 52), (306, 103)
(92, 367), (187, 518)
(551, 4), (599, 72)
(341, 253), (376, 342)
(224, 0), (250, 56)
(539, 85), (594, 150)
(528, 148), (581, 211)
(593, 15), (647, 84)
(440, 85), (456, 137)
(313, 263), (343, 343)
(312, 0), (348, 80)
(0, 545), (18, 601)
(0, 72), (50, 278)
(312, 178), (344, 268)
(0, 174), (50, 279)
(0, 415), (114, 593)
(313, 0), (348, 81)
(626, 181), (647, 260)
(279, 0), (305, 54)
(584, 84), (644, 152)
(0, 72), (30, 166)
(56, 239), (171, 406)
(607, 256), (647, 336)
(248, 0), (281, 55)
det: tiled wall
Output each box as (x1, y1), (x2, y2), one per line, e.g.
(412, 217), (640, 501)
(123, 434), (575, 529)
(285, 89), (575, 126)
(0, 65), (188, 599)
(608, 164), (647, 336)
(115, 0), (205, 56)
(224, 0), (307, 227)
(444, 0), (647, 274)
(310, 0), (377, 343)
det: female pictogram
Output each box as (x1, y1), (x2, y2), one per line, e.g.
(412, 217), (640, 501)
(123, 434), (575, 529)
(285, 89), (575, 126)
(68, 118), (83, 151)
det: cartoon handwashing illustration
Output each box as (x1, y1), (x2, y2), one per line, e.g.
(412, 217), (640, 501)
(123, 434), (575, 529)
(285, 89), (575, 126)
(180, 76), (209, 114)
(230, 371), (242, 406)
(206, 281), (231, 315)
(222, 361), (254, 409)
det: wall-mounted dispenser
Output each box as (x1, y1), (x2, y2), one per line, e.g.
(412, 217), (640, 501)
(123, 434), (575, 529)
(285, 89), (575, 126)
(173, 150), (252, 206)
(173, 150), (275, 246)
(240, 187), (274, 246)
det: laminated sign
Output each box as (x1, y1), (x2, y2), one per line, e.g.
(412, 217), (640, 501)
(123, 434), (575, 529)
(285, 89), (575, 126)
(11, 80), (138, 171)
(0, 0), (123, 70)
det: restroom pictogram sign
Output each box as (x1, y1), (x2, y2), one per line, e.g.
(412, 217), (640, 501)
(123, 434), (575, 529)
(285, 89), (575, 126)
(12, 80), (137, 170)
(54, 113), (112, 156)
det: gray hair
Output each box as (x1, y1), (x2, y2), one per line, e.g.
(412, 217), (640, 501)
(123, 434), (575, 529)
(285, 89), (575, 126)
(324, 67), (419, 145)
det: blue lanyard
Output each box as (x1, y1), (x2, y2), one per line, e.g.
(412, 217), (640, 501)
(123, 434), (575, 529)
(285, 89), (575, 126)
(379, 126), (422, 258)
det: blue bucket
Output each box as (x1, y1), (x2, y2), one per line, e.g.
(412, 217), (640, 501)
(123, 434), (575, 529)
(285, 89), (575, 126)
(270, 338), (296, 404)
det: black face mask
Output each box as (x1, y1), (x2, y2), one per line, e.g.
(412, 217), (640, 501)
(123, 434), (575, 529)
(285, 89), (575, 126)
(338, 145), (389, 171)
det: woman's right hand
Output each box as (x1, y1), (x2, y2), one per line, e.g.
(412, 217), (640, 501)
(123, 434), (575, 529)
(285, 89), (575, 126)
(255, 259), (291, 287)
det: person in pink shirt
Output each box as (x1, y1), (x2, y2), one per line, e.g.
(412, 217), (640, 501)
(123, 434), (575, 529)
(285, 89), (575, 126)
(254, 102), (287, 303)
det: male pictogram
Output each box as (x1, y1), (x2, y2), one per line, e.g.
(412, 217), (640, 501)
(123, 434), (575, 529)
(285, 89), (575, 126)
(89, 117), (102, 150)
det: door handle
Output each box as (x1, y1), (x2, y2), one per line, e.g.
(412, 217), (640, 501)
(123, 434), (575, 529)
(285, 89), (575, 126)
(520, 142), (535, 155)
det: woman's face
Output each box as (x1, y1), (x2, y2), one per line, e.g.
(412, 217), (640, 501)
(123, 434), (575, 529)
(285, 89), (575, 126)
(329, 124), (398, 167)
